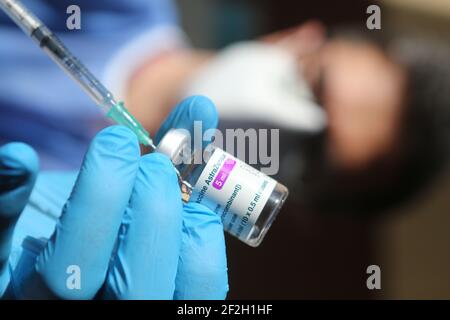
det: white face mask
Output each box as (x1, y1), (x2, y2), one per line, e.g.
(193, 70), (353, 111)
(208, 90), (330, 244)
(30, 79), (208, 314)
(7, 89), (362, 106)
(183, 41), (327, 133)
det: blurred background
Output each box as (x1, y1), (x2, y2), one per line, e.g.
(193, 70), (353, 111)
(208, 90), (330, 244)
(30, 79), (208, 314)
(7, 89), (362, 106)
(176, 0), (450, 299)
(1, 0), (449, 299)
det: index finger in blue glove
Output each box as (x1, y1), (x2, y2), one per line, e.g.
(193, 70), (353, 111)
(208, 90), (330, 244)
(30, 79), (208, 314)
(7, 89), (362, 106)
(23, 126), (141, 299)
(155, 95), (219, 150)
(0, 143), (38, 295)
(104, 153), (183, 299)
(174, 202), (228, 300)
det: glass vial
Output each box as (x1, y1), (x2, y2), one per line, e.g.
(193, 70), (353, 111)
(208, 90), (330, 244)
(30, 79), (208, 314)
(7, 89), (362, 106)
(157, 129), (289, 247)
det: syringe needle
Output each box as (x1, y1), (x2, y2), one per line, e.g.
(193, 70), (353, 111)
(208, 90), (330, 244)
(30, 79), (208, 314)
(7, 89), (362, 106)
(107, 102), (157, 149)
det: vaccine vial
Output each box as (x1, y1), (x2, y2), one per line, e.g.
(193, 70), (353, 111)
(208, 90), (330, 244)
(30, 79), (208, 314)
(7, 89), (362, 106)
(157, 129), (288, 247)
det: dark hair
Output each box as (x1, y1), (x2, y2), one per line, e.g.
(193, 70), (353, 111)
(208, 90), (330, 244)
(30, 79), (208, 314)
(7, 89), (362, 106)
(390, 36), (450, 190)
(300, 33), (450, 215)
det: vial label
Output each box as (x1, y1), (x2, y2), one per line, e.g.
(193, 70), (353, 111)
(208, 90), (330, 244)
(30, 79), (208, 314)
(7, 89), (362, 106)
(191, 148), (276, 242)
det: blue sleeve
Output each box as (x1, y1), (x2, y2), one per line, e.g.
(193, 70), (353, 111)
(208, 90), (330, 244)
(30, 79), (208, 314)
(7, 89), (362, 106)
(0, 0), (179, 31)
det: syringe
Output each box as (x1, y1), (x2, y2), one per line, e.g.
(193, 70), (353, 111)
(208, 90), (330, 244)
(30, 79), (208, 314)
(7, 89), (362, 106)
(0, 0), (194, 200)
(0, 0), (156, 149)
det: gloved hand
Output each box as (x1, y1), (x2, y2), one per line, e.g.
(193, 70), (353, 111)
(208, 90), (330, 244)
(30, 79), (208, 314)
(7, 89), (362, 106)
(1, 95), (228, 299)
(0, 143), (39, 296)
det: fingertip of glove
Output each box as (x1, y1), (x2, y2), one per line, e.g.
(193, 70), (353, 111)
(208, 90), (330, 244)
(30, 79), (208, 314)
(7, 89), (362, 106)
(134, 153), (183, 224)
(89, 125), (140, 160)
(185, 95), (218, 129)
(0, 142), (39, 175)
(140, 152), (178, 180)
(0, 143), (38, 218)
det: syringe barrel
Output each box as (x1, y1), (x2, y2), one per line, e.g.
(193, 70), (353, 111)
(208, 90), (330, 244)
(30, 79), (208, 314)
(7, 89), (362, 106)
(0, 0), (42, 35)
(30, 25), (115, 110)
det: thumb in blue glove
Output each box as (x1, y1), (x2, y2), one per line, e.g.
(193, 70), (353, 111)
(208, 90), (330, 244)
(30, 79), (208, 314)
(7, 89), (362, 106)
(155, 95), (228, 299)
(0, 143), (39, 295)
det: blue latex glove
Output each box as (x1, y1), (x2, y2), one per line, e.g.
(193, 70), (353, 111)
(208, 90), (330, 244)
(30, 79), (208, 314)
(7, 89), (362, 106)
(2, 96), (228, 299)
(0, 143), (39, 295)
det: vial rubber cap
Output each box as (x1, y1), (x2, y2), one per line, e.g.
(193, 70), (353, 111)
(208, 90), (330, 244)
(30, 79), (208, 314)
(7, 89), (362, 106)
(156, 129), (190, 165)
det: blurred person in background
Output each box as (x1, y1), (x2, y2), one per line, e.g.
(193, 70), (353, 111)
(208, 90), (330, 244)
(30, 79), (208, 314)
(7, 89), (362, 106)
(134, 2), (449, 298)
(128, 18), (450, 213)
